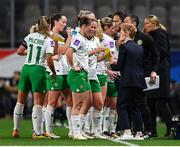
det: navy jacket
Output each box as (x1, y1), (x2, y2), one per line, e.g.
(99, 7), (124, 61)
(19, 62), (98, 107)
(111, 40), (147, 89)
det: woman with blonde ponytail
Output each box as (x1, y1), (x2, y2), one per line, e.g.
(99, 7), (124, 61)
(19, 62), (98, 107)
(144, 15), (172, 138)
(12, 16), (56, 139)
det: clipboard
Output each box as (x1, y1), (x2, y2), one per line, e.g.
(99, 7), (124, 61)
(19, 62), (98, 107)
(143, 75), (160, 91)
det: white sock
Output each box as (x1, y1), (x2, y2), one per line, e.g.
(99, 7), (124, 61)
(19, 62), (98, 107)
(103, 107), (110, 132)
(109, 109), (117, 133)
(66, 106), (73, 134)
(71, 115), (80, 135)
(41, 106), (46, 134)
(84, 107), (92, 133)
(79, 114), (86, 132)
(90, 107), (94, 134)
(32, 105), (43, 135)
(93, 108), (103, 134)
(13, 102), (24, 130)
(45, 105), (55, 133)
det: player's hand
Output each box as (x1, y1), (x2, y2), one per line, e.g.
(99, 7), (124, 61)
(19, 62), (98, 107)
(73, 65), (82, 71)
(52, 55), (59, 61)
(150, 71), (157, 84)
(66, 27), (73, 38)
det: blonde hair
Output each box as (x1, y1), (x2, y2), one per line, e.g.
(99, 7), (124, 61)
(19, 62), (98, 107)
(37, 16), (50, 37)
(96, 17), (114, 40)
(121, 23), (136, 39)
(146, 15), (166, 31)
(96, 19), (104, 40)
(100, 17), (113, 31)
(29, 23), (38, 33)
(78, 10), (92, 18)
(29, 16), (50, 36)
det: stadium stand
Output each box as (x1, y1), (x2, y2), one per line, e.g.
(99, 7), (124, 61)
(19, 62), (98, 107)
(132, 5), (147, 29)
(169, 6), (180, 37)
(78, 0), (95, 11)
(60, 6), (77, 27)
(96, 5), (113, 18)
(151, 6), (167, 27)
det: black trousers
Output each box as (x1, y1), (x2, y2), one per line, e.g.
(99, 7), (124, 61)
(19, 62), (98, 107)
(147, 98), (172, 135)
(114, 77), (121, 132)
(116, 87), (143, 131)
(136, 94), (152, 132)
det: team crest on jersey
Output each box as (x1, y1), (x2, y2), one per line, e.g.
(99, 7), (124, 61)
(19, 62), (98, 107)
(137, 40), (143, 45)
(50, 40), (55, 47)
(110, 41), (114, 48)
(73, 39), (80, 46)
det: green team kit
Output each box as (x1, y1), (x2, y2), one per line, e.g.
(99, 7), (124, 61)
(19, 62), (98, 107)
(67, 32), (89, 93)
(46, 33), (70, 91)
(18, 32), (54, 93)
(19, 31), (117, 96)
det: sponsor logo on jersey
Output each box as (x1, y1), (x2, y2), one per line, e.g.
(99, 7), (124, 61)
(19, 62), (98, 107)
(73, 39), (80, 46)
(110, 41), (114, 48)
(50, 40), (55, 47)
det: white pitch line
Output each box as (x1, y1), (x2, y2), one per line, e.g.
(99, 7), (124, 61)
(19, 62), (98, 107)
(107, 137), (139, 146)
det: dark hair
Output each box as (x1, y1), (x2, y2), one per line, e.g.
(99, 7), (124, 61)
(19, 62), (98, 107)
(79, 17), (97, 27)
(113, 11), (126, 22)
(107, 14), (113, 19)
(126, 14), (139, 27)
(50, 13), (63, 29)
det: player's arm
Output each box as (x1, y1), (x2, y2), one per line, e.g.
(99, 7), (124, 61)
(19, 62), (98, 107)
(4, 85), (18, 93)
(88, 47), (105, 56)
(66, 47), (74, 67)
(58, 28), (72, 55)
(17, 40), (27, 56)
(46, 53), (56, 76)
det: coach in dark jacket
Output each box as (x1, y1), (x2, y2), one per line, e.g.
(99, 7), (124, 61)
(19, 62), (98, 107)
(124, 15), (159, 138)
(111, 23), (146, 139)
(144, 15), (172, 137)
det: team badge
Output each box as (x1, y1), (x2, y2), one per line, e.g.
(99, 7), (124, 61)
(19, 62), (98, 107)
(137, 40), (143, 45)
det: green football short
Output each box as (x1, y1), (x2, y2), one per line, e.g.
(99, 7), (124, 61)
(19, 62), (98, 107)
(67, 69), (89, 93)
(46, 72), (51, 91)
(48, 75), (69, 91)
(97, 74), (108, 87)
(18, 65), (46, 93)
(107, 81), (118, 97)
(86, 80), (91, 91)
(89, 80), (101, 93)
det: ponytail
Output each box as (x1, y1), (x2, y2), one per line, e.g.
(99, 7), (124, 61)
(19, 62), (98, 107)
(29, 23), (39, 33)
(96, 19), (104, 40)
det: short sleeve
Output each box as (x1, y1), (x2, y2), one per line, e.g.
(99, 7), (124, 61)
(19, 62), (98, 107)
(70, 35), (83, 52)
(21, 35), (29, 48)
(45, 38), (54, 54)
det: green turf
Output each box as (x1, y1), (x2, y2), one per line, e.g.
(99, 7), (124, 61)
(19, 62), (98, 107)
(0, 118), (179, 146)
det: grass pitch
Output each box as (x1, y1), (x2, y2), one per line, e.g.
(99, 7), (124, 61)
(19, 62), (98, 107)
(0, 118), (179, 146)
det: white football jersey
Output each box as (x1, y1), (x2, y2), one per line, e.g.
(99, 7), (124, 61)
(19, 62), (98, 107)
(70, 32), (89, 72)
(24, 32), (54, 68)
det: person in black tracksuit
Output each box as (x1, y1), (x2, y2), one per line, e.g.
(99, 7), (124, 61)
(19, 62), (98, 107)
(124, 15), (159, 138)
(144, 15), (172, 138)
